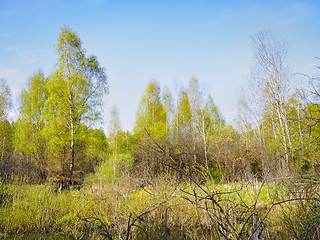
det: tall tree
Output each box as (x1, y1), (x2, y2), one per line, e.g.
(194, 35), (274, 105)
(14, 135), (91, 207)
(250, 29), (292, 166)
(134, 81), (166, 137)
(44, 26), (108, 186)
(0, 79), (13, 178)
(132, 81), (169, 178)
(200, 95), (225, 170)
(16, 71), (48, 180)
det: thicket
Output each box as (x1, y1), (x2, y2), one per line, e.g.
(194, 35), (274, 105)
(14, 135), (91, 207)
(0, 27), (320, 239)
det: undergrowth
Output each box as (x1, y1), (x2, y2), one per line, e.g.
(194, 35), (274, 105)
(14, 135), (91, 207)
(0, 165), (319, 239)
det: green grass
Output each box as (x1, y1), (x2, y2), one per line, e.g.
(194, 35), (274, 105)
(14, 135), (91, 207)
(0, 175), (318, 239)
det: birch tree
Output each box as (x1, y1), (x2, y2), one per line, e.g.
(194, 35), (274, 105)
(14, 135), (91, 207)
(132, 81), (167, 178)
(44, 26), (108, 186)
(251, 29), (292, 166)
(134, 81), (166, 137)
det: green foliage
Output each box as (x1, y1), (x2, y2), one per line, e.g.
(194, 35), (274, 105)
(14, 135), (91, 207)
(5, 26), (110, 184)
(0, 120), (13, 160)
(0, 173), (319, 239)
(14, 71), (48, 181)
(97, 154), (134, 182)
(175, 89), (192, 131)
(0, 78), (11, 120)
(0, 120), (14, 177)
(134, 81), (167, 137)
(3, 27), (320, 239)
(117, 131), (134, 154)
(0, 79), (14, 179)
(0, 178), (95, 238)
(16, 26), (110, 185)
(204, 94), (225, 128)
(85, 128), (109, 166)
(46, 26), (108, 178)
(209, 166), (224, 184)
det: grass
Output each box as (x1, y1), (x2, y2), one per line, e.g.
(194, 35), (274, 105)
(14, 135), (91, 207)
(0, 173), (319, 239)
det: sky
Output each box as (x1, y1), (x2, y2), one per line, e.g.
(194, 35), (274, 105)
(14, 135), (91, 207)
(1, 0), (320, 132)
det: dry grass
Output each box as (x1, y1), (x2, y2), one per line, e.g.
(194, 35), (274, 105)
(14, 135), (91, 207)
(0, 172), (319, 239)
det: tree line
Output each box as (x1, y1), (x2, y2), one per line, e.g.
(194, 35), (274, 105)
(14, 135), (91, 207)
(0, 27), (319, 188)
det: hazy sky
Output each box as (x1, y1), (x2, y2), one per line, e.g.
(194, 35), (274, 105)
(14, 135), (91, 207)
(1, 0), (320, 132)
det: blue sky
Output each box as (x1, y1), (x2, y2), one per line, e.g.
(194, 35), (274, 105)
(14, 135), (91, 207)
(1, 0), (320, 132)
